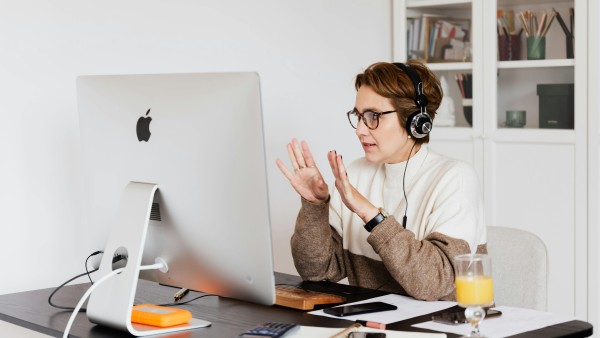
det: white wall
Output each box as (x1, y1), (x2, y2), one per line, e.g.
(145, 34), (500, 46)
(0, 0), (391, 295)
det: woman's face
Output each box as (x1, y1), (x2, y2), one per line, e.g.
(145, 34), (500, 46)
(354, 85), (417, 164)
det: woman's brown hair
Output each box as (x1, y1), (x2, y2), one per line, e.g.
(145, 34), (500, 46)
(354, 60), (443, 143)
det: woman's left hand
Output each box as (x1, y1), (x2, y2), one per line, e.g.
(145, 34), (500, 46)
(328, 151), (379, 222)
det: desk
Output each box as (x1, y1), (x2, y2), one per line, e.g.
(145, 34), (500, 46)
(0, 273), (592, 338)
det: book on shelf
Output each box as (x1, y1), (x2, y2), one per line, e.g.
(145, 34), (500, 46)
(407, 14), (470, 62)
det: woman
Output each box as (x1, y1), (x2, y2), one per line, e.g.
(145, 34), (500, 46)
(275, 61), (486, 301)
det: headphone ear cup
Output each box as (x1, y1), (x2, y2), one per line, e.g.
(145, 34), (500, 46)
(406, 111), (432, 139)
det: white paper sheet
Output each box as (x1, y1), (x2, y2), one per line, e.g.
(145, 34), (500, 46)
(309, 294), (456, 324)
(412, 305), (574, 338)
(289, 325), (446, 338)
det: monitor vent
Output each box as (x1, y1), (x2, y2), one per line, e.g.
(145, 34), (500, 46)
(150, 203), (161, 221)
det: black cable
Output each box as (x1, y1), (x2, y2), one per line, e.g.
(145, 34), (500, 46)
(49, 251), (210, 312)
(48, 268), (99, 312)
(401, 140), (418, 229)
(157, 294), (216, 307)
(85, 250), (103, 284)
(49, 251), (124, 311)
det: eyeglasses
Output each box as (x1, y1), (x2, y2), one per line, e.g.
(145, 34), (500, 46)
(346, 109), (397, 130)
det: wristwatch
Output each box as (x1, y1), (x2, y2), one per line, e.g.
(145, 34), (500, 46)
(364, 208), (389, 232)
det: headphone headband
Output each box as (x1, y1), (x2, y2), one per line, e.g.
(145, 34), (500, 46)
(393, 63), (428, 108)
(392, 62), (432, 139)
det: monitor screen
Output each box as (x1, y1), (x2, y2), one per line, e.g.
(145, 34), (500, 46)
(76, 72), (275, 314)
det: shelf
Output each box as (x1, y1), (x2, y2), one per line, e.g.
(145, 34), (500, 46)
(498, 0), (568, 6)
(431, 127), (576, 144)
(492, 128), (575, 144)
(498, 59), (575, 69)
(427, 62), (473, 71)
(407, 0), (471, 9)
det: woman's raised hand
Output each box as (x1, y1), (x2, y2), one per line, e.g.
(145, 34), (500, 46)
(327, 150), (378, 222)
(276, 139), (329, 203)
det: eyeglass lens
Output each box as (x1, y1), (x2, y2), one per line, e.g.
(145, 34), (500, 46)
(348, 110), (379, 129)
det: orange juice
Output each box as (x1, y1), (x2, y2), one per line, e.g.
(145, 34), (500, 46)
(455, 275), (494, 307)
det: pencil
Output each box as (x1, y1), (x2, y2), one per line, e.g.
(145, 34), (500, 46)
(519, 12), (530, 37)
(329, 322), (361, 338)
(541, 11), (556, 37)
(355, 320), (386, 330)
(536, 11), (546, 37)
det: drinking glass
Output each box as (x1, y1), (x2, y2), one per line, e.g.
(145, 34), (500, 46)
(455, 254), (494, 337)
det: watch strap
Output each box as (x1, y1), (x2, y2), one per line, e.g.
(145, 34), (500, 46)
(364, 209), (387, 232)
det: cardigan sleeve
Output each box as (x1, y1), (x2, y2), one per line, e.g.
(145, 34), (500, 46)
(368, 216), (486, 301)
(290, 198), (347, 282)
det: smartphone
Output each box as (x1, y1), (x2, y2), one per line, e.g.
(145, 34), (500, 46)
(348, 333), (386, 338)
(431, 309), (502, 325)
(322, 302), (397, 317)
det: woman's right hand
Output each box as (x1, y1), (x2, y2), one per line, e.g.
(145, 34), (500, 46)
(276, 139), (329, 204)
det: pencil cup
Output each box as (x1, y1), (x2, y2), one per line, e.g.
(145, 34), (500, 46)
(527, 36), (546, 60)
(498, 35), (521, 61)
(506, 110), (526, 128)
(462, 98), (473, 127)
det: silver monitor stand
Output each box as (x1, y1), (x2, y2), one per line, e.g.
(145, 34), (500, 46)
(86, 182), (211, 336)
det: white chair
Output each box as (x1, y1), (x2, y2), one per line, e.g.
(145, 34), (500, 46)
(486, 226), (548, 311)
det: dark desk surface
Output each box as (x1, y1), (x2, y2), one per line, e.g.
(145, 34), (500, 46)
(0, 272), (592, 338)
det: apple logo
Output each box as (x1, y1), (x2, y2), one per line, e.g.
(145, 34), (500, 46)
(136, 108), (152, 142)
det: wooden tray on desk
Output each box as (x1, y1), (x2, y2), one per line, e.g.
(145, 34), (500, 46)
(275, 285), (345, 310)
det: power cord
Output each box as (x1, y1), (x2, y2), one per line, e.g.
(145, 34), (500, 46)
(54, 252), (215, 337)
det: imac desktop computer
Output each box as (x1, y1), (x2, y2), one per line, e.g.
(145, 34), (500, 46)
(76, 72), (275, 336)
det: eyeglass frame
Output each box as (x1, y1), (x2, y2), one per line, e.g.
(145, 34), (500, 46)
(346, 109), (397, 130)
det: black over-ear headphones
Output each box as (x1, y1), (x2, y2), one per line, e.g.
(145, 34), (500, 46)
(393, 63), (432, 139)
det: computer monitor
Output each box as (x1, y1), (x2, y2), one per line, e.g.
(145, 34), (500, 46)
(76, 72), (275, 335)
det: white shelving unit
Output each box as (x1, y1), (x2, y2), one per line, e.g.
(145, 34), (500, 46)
(393, 0), (590, 320)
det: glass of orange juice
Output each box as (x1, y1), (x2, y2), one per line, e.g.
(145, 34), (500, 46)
(455, 254), (493, 337)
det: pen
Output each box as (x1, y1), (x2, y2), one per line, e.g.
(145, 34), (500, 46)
(329, 322), (361, 338)
(569, 7), (574, 36)
(553, 8), (574, 39)
(174, 288), (189, 302)
(355, 320), (386, 330)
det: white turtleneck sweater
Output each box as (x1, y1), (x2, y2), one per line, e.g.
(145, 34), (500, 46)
(291, 145), (486, 301)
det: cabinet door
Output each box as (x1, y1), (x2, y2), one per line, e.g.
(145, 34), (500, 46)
(483, 0), (587, 318)
(394, 0), (484, 177)
(395, 0), (588, 318)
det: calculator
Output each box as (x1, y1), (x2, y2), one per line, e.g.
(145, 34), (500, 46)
(239, 322), (299, 337)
